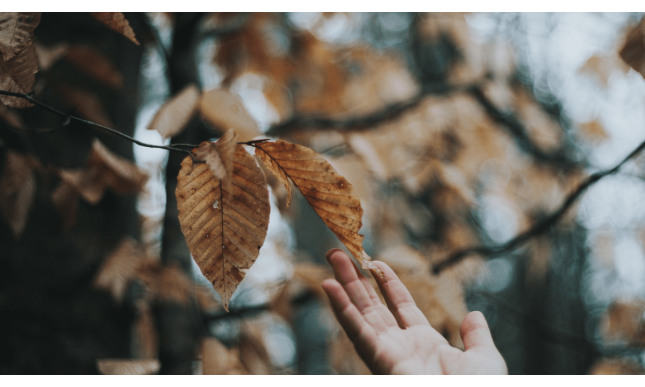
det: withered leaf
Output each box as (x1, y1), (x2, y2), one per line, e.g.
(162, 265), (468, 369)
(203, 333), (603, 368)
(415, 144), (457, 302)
(201, 337), (247, 375)
(580, 119), (609, 142)
(192, 129), (237, 192)
(0, 103), (25, 128)
(93, 237), (146, 302)
(238, 321), (273, 375)
(148, 84), (200, 139)
(90, 12), (140, 46)
(65, 45), (123, 89)
(136, 259), (193, 304)
(254, 140), (381, 276)
(0, 150), (37, 238)
(196, 286), (222, 314)
(602, 301), (645, 343)
(57, 139), (148, 205)
(176, 145), (270, 311)
(59, 84), (115, 129)
(0, 12), (41, 62)
(132, 301), (157, 359)
(0, 39), (38, 108)
(620, 17), (645, 78)
(97, 359), (160, 375)
(200, 88), (261, 142)
(590, 359), (644, 375)
(35, 42), (68, 72)
(256, 144), (292, 208)
(51, 181), (79, 231)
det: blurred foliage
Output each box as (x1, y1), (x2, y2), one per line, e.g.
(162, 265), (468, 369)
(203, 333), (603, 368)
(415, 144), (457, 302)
(2, 12), (645, 375)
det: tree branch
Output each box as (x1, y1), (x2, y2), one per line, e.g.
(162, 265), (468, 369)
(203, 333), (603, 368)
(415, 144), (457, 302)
(0, 90), (204, 163)
(470, 85), (578, 170)
(265, 80), (482, 137)
(475, 290), (645, 358)
(433, 138), (645, 274)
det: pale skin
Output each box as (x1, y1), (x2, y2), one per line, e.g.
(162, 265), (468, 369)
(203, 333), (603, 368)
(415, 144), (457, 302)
(321, 248), (508, 375)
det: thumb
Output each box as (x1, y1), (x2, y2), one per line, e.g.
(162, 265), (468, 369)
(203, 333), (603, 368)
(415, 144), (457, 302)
(460, 311), (496, 351)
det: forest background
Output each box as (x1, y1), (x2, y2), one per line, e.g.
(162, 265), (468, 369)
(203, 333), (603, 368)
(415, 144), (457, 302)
(2, 11), (645, 375)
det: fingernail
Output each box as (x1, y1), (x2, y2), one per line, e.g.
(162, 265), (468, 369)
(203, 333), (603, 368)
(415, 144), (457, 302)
(325, 248), (342, 261)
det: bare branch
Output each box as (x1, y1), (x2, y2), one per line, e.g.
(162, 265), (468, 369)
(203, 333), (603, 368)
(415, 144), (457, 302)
(265, 81), (482, 137)
(470, 85), (577, 170)
(0, 90), (204, 163)
(433, 138), (645, 274)
(475, 290), (645, 358)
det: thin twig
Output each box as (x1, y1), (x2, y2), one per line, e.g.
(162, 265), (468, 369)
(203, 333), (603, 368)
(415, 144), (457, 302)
(265, 80), (482, 137)
(470, 85), (577, 170)
(0, 90), (204, 163)
(433, 138), (645, 274)
(474, 290), (645, 357)
(175, 139), (270, 150)
(198, 13), (251, 41)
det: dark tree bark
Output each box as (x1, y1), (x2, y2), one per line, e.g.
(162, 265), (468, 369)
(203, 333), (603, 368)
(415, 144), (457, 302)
(0, 12), (144, 374)
(157, 12), (212, 375)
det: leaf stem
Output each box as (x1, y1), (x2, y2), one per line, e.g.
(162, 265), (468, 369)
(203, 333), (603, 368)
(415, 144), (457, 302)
(433, 137), (645, 274)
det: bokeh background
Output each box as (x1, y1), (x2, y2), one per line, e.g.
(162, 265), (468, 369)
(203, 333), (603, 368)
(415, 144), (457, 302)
(2, 12), (645, 375)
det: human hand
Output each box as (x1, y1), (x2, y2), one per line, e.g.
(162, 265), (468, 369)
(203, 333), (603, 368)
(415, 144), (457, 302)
(321, 249), (508, 375)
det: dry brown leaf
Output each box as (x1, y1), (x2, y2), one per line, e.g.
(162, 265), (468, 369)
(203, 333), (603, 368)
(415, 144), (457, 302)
(176, 145), (270, 311)
(271, 262), (335, 323)
(255, 143), (292, 208)
(90, 12), (140, 45)
(93, 237), (146, 302)
(0, 13), (40, 62)
(195, 286), (222, 314)
(97, 359), (160, 375)
(526, 237), (551, 285)
(579, 55), (613, 86)
(212, 13), (295, 90)
(0, 103), (25, 128)
(516, 90), (561, 151)
(254, 140), (382, 277)
(35, 42), (68, 72)
(0, 150), (37, 238)
(289, 32), (346, 116)
(620, 17), (645, 78)
(147, 84), (200, 139)
(59, 84), (115, 129)
(590, 358), (644, 375)
(238, 320), (273, 375)
(0, 39), (38, 108)
(132, 301), (158, 359)
(192, 129), (237, 193)
(602, 301), (645, 344)
(65, 45), (123, 89)
(136, 259), (193, 304)
(330, 329), (371, 375)
(51, 181), (79, 231)
(201, 337), (247, 375)
(579, 120), (609, 142)
(57, 139), (148, 205)
(199, 88), (261, 142)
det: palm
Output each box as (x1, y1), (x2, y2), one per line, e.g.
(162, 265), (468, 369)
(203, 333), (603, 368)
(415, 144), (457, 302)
(321, 249), (508, 375)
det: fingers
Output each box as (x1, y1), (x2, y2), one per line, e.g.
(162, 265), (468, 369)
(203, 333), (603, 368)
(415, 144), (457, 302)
(372, 260), (430, 329)
(325, 249), (397, 331)
(321, 278), (378, 353)
(325, 249), (373, 310)
(460, 311), (496, 351)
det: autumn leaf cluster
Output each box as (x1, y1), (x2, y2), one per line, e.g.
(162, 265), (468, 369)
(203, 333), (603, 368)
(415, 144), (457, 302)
(4, 12), (645, 375)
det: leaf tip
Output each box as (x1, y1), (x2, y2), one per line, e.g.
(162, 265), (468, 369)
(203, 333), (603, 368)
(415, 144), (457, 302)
(361, 250), (384, 280)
